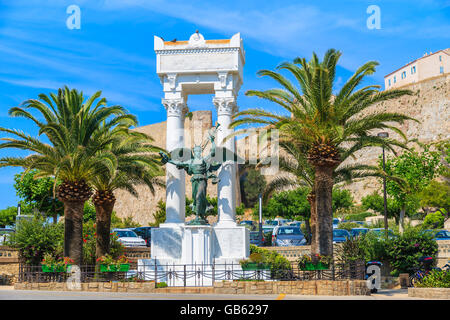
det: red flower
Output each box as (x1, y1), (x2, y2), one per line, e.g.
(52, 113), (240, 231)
(83, 239), (87, 243)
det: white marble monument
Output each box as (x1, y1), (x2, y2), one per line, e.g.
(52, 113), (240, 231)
(138, 32), (250, 285)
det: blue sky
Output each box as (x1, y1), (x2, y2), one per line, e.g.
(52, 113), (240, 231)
(0, 0), (449, 209)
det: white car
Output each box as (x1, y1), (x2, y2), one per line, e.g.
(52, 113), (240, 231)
(332, 218), (340, 229)
(112, 228), (147, 247)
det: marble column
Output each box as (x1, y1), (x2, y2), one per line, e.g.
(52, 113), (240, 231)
(162, 98), (188, 224)
(213, 96), (238, 227)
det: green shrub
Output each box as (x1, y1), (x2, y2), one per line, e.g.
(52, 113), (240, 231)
(422, 211), (445, 229)
(344, 212), (374, 222)
(359, 232), (389, 262)
(337, 222), (362, 231)
(10, 218), (124, 266)
(9, 217), (64, 265)
(0, 206), (18, 228)
(385, 228), (438, 276)
(335, 236), (366, 263)
(249, 245), (291, 276)
(156, 282), (168, 288)
(415, 269), (450, 288)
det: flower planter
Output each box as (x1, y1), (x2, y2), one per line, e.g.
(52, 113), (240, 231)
(299, 262), (329, 271)
(241, 263), (270, 271)
(41, 264), (71, 272)
(100, 264), (130, 272)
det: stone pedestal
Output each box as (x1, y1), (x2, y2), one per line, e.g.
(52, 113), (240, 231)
(182, 225), (213, 265)
(213, 225), (249, 264)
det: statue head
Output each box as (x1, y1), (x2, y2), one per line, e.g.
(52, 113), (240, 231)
(193, 145), (202, 159)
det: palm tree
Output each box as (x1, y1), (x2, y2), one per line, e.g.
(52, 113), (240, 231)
(0, 87), (135, 265)
(231, 49), (416, 257)
(90, 129), (164, 259)
(261, 139), (377, 251)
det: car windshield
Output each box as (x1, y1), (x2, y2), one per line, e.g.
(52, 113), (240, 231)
(240, 221), (253, 225)
(265, 221), (278, 226)
(115, 231), (138, 238)
(436, 231), (450, 238)
(333, 230), (349, 237)
(277, 227), (302, 235)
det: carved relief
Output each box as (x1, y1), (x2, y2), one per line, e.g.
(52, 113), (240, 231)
(188, 31), (206, 48)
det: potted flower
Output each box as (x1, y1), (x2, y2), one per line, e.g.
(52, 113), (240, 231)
(315, 254), (332, 270)
(297, 254), (332, 270)
(97, 254), (130, 272)
(42, 254), (74, 272)
(239, 253), (270, 270)
(41, 253), (57, 272)
(116, 255), (130, 272)
(297, 254), (314, 270)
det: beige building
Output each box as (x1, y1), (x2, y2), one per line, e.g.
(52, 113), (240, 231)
(385, 48), (450, 89)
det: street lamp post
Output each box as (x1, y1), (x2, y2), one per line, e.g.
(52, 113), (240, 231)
(258, 194), (263, 246)
(377, 132), (389, 237)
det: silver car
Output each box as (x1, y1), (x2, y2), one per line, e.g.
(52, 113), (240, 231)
(112, 228), (147, 247)
(272, 226), (306, 246)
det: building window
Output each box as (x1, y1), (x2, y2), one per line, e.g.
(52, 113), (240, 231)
(388, 79), (391, 86)
(401, 71), (406, 79)
(440, 66), (444, 74)
(411, 66), (416, 74)
(439, 55), (442, 62)
(394, 76), (396, 83)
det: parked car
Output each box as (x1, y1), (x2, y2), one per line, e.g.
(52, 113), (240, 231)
(263, 220), (282, 234)
(274, 218), (291, 225)
(288, 221), (304, 228)
(332, 218), (340, 229)
(132, 227), (157, 247)
(0, 228), (14, 245)
(112, 228), (147, 247)
(272, 226), (306, 246)
(264, 220), (282, 226)
(239, 220), (257, 231)
(350, 228), (369, 238)
(433, 230), (450, 241)
(333, 229), (350, 243)
(249, 231), (265, 246)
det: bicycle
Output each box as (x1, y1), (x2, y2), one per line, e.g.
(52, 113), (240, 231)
(408, 256), (442, 287)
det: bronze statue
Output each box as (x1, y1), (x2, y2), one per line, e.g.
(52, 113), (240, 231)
(160, 125), (222, 225)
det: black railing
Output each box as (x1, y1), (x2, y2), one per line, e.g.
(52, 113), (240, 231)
(18, 261), (366, 286)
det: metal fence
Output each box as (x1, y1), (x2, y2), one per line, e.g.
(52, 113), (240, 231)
(18, 261), (366, 287)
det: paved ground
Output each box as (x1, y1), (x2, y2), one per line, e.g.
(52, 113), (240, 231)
(0, 286), (424, 300)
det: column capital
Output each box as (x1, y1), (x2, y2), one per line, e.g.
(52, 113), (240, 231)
(162, 98), (188, 117)
(213, 97), (238, 116)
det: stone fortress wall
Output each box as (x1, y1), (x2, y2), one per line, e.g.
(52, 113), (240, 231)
(114, 74), (449, 225)
(342, 73), (449, 202)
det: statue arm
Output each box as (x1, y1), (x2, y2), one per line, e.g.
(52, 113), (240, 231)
(204, 133), (216, 161)
(160, 151), (189, 170)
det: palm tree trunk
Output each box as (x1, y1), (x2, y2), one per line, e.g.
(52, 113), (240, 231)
(314, 165), (335, 257)
(307, 192), (317, 252)
(63, 200), (85, 266)
(95, 200), (115, 260)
